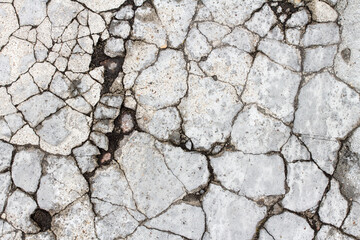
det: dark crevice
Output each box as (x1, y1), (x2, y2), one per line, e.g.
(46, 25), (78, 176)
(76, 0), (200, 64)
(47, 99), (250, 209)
(31, 209), (52, 232)
(268, 1), (302, 30)
(89, 0), (138, 167)
(95, 107), (138, 166)
(90, 39), (125, 95)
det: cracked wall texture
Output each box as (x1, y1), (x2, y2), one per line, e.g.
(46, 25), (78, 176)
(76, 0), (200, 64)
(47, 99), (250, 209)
(0, 0), (359, 239)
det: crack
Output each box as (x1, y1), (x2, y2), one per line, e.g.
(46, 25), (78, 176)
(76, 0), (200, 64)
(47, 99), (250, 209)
(264, 227), (276, 240)
(153, 143), (188, 193)
(144, 226), (191, 239)
(1, 0), (359, 239)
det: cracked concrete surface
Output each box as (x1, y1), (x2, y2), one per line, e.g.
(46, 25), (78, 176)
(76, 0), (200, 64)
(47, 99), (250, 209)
(0, 0), (359, 239)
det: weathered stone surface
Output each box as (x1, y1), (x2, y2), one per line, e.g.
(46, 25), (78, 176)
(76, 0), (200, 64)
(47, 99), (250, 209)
(242, 53), (301, 122)
(334, 0), (360, 91)
(47, 0), (83, 39)
(0, 140), (13, 172)
(67, 53), (92, 72)
(73, 141), (99, 173)
(90, 163), (135, 208)
(211, 151), (285, 198)
(8, 73), (39, 105)
(294, 72), (360, 140)
(25, 231), (56, 240)
(132, 5), (167, 48)
(36, 107), (92, 155)
(4, 113), (24, 134)
(222, 26), (259, 52)
(123, 40), (158, 74)
(342, 201), (360, 238)
(245, 4), (277, 37)
(104, 37), (124, 58)
(199, 46), (252, 87)
(128, 226), (182, 240)
(304, 45), (337, 72)
(258, 38), (301, 71)
(29, 62), (56, 90)
(231, 105), (291, 154)
(115, 132), (185, 218)
(12, 148), (44, 193)
(5, 189), (39, 233)
(0, 172), (11, 213)
(263, 212), (314, 240)
(203, 184), (266, 240)
(14, 0), (47, 26)
(92, 198), (139, 240)
(308, 0), (338, 22)
(286, 28), (302, 45)
(301, 136), (340, 174)
(334, 127), (360, 202)
(37, 155), (88, 214)
(282, 161), (328, 212)
(109, 20), (130, 38)
(0, 119), (11, 141)
(115, 5), (134, 20)
(281, 135), (310, 162)
(1, 1), (358, 238)
(301, 23), (340, 47)
(77, 0), (126, 12)
(319, 179), (348, 227)
(136, 106), (181, 141)
(155, 141), (209, 192)
(179, 74), (242, 151)
(185, 27), (211, 61)
(88, 11), (105, 34)
(316, 225), (356, 240)
(0, 37), (35, 85)
(198, 21), (231, 47)
(51, 195), (97, 239)
(11, 127), (39, 147)
(134, 49), (187, 109)
(153, 0), (197, 48)
(0, 88), (17, 116)
(0, 4), (18, 48)
(202, 0), (266, 27)
(0, 219), (23, 240)
(18, 92), (65, 127)
(287, 9), (310, 27)
(145, 203), (205, 240)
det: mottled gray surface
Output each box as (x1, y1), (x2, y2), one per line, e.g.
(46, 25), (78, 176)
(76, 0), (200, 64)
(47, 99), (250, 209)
(0, 0), (359, 239)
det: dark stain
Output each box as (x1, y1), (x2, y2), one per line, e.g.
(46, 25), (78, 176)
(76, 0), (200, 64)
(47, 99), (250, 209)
(69, 79), (82, 97)
(341, 48), (351, 63)
(31, 209), (52, 231)
(334, 144), (360, 201)
(304, 212), (322, 232)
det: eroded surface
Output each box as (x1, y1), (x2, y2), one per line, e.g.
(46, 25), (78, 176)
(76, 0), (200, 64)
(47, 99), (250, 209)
(0, 0), (359, 239)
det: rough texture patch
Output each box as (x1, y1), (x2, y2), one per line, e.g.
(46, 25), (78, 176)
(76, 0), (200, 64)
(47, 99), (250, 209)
(203, 184), (266, 240)
(134, 49), (187, 109)
(0, 0), (358, 238)
(179, 74), (242, 151)
(231, 105), (290, 154)
(263, 211), (314, 240)
(37, 155), (88, 214)
(211, 151), (285, 198)
(282, 161), (328, 212)
(294, 72), (360, 139)
(115, 132), (185, 218)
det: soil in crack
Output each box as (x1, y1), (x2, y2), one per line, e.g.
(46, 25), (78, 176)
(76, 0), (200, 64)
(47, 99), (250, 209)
(31, 209), (52, 231)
